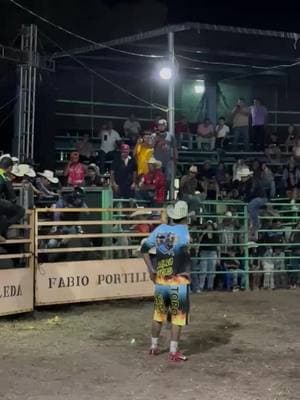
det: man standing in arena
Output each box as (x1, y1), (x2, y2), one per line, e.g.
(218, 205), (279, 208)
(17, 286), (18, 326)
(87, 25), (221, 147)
(141, 200), (191, 362)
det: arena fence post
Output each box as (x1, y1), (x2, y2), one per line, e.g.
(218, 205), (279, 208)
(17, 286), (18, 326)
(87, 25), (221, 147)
(243, 203), (250, 290)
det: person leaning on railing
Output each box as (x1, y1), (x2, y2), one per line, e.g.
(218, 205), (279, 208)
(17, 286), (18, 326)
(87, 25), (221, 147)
(0, 157), (25, 242)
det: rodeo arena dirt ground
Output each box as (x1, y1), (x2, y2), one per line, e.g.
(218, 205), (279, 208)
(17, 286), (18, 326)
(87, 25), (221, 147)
(0, 290), (299, 400)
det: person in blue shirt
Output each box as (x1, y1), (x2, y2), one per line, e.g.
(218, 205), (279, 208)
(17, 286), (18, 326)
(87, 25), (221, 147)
(141, 200), (191, 362)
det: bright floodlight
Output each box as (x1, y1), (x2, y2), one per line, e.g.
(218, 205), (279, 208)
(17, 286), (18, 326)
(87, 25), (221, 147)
(159, 66), (173, 80)
(194, 80), (205, 94)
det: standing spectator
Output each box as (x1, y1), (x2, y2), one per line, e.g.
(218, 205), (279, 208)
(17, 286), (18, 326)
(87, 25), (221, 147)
(110, 144), (137, 199)
(219, 211), (236, 255)
(285, 124), (298, 151)
(260, 162), (276, 199)
(138, 158), (166, 206)
(134, 131), (154, 177)
(64, 152), (86, 186)
(175, 116), (191, 149)
(231, 98), (250, 151)
(198, 220), (219, 291)
(98, 122), (121, 173)
(250, 98), (268, 151)
(154, 119), (177, 191)
(0, 157), (25, 242)
(75, 133), (94, 162)
(262, 247), (275, 290)
(215, 117), (230, 149)
(123, 113), (142, 144)
(196, 118), (215, 150)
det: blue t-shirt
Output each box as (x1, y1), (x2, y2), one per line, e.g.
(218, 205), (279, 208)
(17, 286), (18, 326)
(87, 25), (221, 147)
(141, 224), (191, 277)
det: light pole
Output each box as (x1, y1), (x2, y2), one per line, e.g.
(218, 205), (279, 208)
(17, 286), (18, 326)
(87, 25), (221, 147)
(168, 31), (175, 201)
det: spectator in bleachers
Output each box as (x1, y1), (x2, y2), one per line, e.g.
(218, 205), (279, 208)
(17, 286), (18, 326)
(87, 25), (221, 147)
(198, 220), (219, 291)
(178, 165), (204, 211)
(263, 218), (286, 245)
(98, 121), (121, 173)
(134, 131), (154, 177)
(281, 157), (300, 204)
(219, 211), (237, 255)
(265, 132), (281, 162)
(215, 117), (230, 149)
(215, 162), (232, 194)
(233, 159), (249, 182)
(292, 137), (300, 162)
(137, 158), (166, 207)
(289, 222), (300, 289)
(196, 118), (215, 150)
(123, 113), (142, 144)
(149, 114), (162, 133)
(0, 157), (25, 242)
(199, 160), (215, 180)
(36, 170), (59, 198)
(260, 161), (276, 199)
(64, 151), (86, 186)
(84, 164), (104, 187)
(285, 124), (298, 151)
(231, 98), (249, 151)
(154, 119), (177, 190)
(110, 144), (137, 199)
(175, 116), (191, 149)
(250, 98), (268, 151)
(75, 133), (94, 162)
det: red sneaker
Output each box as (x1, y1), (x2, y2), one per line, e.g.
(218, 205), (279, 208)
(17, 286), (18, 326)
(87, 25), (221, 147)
(169, 351), (188, 362)
(149, 347), (159, 356)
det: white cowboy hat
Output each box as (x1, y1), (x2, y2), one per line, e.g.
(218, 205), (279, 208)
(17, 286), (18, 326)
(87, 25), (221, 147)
(237, 167), (253, 179)
(189, 165), (198, 173)
(130, 208), (152, 218)
(158, 118), (167, 126)
(11, 164), (36, 178)
(148, 157), (162, 169)
(167, 201), (189, 220)
(0, 153), (19, 163)
(38, 170), (59, 184)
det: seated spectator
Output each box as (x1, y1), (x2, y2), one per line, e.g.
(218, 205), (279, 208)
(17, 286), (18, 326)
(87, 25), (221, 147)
(110, 144), (137, 199)
(215, 161), (232, 190)
(64, 152), (86, 186)
(137, 157), (166, 207)
(265, 132), (281, 162)
(123, 113), (141, 144)
(281, 157), (300, 203)
(175, 116), (191, 149)
(263, 218), (286, 244)
(204, 177), (219, 200)
(75, 133), (94, 162)
(285, 124), (298, 151)
(178, 165), (204, 210)
(98, 121), (121, 172)
(199, 160), (215, 181)
(36, 170), (59, 198)
(292, 137), (300, 161)
(196, 118), (215, 150)
(215, 117), (230, 149)
(233, 159), (249, 182)
(223, 247), (245, 292)
(134, 131), (154, 177)
(84, 164), (104, 187)
(0, 156), (25, 242)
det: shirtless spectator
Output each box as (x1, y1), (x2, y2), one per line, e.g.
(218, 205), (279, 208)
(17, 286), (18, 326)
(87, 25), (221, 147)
(232, 98), (249, 151)
(196, 118), (215, 150)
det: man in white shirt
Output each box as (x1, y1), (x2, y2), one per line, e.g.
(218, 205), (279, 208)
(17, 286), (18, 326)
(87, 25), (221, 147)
(215, 117), (230, 149)
(123, 113), (141, 144)
(98, 121), (121, 172)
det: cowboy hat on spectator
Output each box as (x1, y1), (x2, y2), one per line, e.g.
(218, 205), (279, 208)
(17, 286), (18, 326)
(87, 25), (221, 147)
(11, 164), (36, 178)
(189, 165), (198, 173)
(0, 153), (19, 163)
(38, 170), (59, 184)
(158, 119), (167, 126)
(237, 167), (253, 180)
(148, 157), (162, 168)
(130, 208), (152, 218)
(167, 201), (189, 220)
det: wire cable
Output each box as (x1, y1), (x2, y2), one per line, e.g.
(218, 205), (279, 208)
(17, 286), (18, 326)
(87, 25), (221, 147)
(0, 95), (18, 111)
(39, 31), (167, 113)
(8, 0), (164, 59)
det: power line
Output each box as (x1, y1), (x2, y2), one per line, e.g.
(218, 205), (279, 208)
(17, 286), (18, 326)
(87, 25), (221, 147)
(8, 0), (164, 59)
(39, 31), (167, 113)
(0, 95), (18, 111)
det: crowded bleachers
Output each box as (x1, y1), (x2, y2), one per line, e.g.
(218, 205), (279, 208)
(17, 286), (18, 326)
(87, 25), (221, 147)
(1, 97), (300, 291)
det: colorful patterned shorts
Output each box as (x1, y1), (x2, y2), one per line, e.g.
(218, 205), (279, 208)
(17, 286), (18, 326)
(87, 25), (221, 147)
(153, 276), (190, 326)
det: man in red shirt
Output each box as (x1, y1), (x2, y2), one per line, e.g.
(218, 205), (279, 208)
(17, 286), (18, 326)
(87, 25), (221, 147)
(138, 157), (166, 207)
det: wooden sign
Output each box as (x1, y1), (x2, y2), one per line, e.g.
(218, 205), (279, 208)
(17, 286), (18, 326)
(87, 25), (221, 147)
(0, 268), (34, 316)
(35, 258), (154, 305)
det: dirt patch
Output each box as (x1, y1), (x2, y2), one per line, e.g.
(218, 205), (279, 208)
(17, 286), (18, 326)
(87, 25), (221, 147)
(0, 290), (300, 400)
